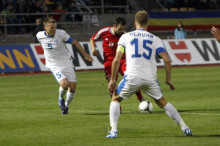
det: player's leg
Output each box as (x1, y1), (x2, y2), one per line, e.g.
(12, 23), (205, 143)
(107, 75), (137, 138)
(154, 97), (192, 136)
(58, 79), (69, 113)
(51, 70), (68, 99)
(135, 90), (145, 102)
(59, 78), (68, 97)
(105, 61), (119, 83)
(105, 62), (122, 112)
(107, 92), (123, 138)
(104, 62), (113, 96)
(144, 79), (192, 136)
(66, 82), (76, 108)
(50, 69), (68, 113)
(63, 68), (77, 114)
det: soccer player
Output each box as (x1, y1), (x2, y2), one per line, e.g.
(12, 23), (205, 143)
(90, 17), (146, 103)
(106, 10), (193, 138)
(211, 26), (220, 42)
(36, 17), (93, 115)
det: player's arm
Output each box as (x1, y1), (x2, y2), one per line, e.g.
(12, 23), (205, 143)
(108, 45), (124, 93)
(211, 26), (220, 42)
(90, 39), (99, 56)
(72, 39), (94, 62)
(158, 52), (175, 90)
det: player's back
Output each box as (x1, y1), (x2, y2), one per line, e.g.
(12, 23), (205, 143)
(118, 29), (164, 79)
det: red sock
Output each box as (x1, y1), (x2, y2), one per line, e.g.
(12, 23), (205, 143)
(135, 90), (143, 102)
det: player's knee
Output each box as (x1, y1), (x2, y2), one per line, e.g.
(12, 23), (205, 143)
(68, 83), (76, 93)
(68, 88), (75, 93)
(61, 85), (68, 90)
(112, 91), (123, 102)
(60, 79), (68, 90)
(112, 97), (123, 103)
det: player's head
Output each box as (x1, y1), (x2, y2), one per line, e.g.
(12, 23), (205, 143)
(43, 17), (57, 36)
(113, 17), (126, 37)
(135, 10), (149, 28)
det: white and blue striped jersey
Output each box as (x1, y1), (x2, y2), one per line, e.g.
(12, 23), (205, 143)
(36, 29), (74, 70)
(118, 29), (166, 79)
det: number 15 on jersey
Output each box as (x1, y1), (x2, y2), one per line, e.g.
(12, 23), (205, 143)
(130, 38), (152, 60)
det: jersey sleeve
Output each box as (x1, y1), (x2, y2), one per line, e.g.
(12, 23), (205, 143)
(36, 32), (40, 42)
(61, 30), (74, 44)
(90, 27), (108, 41)
(154, 37), (166, 56)
(36, 32), (42, 43)
(117, 34), (126, 49)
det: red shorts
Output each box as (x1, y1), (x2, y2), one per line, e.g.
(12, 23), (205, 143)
(104, 60), (126, 80)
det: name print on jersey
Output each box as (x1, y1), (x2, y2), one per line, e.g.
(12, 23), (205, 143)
(129, 32), (154, 38)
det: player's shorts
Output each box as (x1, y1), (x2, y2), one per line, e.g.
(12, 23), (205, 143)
(50, 67), (77, 83)
(104, 60), (126, 79)
(116, 74), (163, 100)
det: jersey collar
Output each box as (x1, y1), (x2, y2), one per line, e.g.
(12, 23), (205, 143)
(44, 31), (53, 38)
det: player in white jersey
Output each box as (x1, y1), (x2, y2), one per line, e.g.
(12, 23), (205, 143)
(106, 10), (192, 138)
(36, 17), (93, 115)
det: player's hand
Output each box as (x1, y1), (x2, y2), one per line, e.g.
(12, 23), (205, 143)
(108, 80), (116, 93)
(211, 26), (220, 42)
(166, 80), (175, 90)
(211, 26), (217, 35)
(84, 54), (94, 62)
(92, 49), (99, 56)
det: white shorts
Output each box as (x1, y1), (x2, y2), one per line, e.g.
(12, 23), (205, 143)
(116, 74), (163, 100)
(50, 67), (77, 83)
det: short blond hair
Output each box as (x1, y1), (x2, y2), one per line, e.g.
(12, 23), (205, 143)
(135, 10), (149, 26)
(43, 17), (56, 26)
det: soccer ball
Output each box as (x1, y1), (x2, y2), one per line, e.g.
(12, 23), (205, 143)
(139, 101), (153, 113)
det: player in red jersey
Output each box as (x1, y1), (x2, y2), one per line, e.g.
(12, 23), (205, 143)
(90, 17), (146, 102)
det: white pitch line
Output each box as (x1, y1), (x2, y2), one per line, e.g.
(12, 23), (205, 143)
(0, 109), (220, 116)
(181, 112), (220, 116)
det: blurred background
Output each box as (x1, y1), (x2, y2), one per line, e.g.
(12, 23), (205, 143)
(0, 0), (220, 44)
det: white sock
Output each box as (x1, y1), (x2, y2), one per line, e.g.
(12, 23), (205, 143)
(163, 103), (188, 130)
(59, 86), (67, 99)
(65, 91), (75, 107)
(109, 101), (120, 133)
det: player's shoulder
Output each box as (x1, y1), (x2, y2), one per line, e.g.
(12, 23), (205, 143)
(56, 29), (70, 38)
(56, 29), (67, 34)
(98, 26), (111, 33)
(36, 31), (46, 38)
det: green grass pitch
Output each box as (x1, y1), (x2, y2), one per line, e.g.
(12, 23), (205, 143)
(0, 66), (220, 146)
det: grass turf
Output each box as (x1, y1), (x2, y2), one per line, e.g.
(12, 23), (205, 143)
(0, 66), (220, 146)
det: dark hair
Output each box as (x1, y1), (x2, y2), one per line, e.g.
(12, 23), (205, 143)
(114, 17), (126, 26)
(177, 21), (185, 31)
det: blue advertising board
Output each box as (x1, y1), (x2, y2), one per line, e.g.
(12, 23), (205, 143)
(0, 45), (40, 73)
